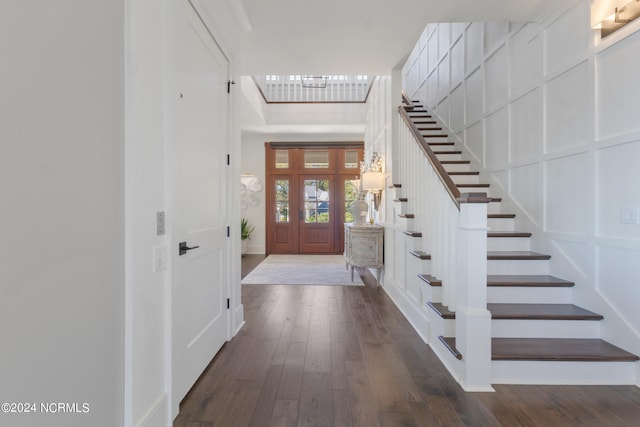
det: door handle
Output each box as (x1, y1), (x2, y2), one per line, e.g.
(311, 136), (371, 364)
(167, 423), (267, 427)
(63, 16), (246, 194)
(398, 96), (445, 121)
(179, 241), (200, 256)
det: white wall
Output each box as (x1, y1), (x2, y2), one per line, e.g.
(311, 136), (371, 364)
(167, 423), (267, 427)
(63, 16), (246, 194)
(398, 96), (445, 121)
(240, 133), (267, 254)
(401, 0), (640, 358)
(0, 2), (125, 426)
(125, 0), (169, 425)
(364, 76), (394, 224)
(125, 0), (243, 425)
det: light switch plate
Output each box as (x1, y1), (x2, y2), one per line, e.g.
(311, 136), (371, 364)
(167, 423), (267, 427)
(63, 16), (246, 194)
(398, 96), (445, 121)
(157, 211), (166, 235)
(153, 245), (168, 272)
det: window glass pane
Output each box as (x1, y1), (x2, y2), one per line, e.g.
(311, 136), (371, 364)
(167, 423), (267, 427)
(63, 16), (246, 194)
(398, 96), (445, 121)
(318, 203), (329, 223)
(344, 179), (358, 223)
(276, 202), (288, 222)
(303, 179), (330, 223)
(275, 179), (288, 201)
(304, 150), (329, 168)
(304, 180), (317, 202)
(275, 150), (289, 169)
(304, 202), (316, 223)
(275, 179), (289, 222)
(345, 150), (359, 169)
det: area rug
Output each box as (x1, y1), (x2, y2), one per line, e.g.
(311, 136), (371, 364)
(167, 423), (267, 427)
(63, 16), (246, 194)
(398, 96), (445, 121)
(241, 254), (364, 286)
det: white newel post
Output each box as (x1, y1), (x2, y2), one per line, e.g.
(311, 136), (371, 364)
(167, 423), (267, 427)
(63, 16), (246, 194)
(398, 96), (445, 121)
(455, 195), (493, 391)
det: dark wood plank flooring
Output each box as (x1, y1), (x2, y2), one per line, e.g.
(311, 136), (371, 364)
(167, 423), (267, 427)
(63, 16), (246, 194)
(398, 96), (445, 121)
(173, 258), (640, 426)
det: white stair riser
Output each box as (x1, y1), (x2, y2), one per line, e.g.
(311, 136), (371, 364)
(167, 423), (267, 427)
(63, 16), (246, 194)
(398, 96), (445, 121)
(418, 281), (441, 303)
(491, 319), (600, 339)
(431, 314), (456, 337)
(395, 216), (414, 229)
(487, 237), (531, 251)
(442, 163), (471, 172)
(403, 233), (423, 252)
(436, 318), (598, 339)
(429, 145), (458, 153)
(487, 287), (572, 304)
(487, 202), (503, 214)
(487, 218), (515, 231)
(435, 152), (462, 161)
(488, 259), (549, 275)
(492, 360), (638, 385)
(392, 200), (408, 215)
(419, 129), (445, 136)
(422, 136), (449, 143)
(450, 175), (481, 185)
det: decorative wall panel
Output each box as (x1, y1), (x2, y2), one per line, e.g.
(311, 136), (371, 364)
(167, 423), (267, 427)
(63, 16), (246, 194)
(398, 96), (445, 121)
(545, 62), (589, 153)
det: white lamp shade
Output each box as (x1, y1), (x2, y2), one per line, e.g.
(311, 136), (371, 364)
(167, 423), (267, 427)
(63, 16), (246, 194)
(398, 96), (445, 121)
(362, 172), (384, 191)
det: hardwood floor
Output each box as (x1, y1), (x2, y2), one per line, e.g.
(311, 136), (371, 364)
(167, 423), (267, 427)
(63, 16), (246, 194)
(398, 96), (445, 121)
(174, 261), (640, 426)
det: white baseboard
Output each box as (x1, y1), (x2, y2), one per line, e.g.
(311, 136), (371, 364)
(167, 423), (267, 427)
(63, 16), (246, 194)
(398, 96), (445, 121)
(135, 393), (168, 427)
(382, 276), (429, 343)
(233, 304), (245, 336)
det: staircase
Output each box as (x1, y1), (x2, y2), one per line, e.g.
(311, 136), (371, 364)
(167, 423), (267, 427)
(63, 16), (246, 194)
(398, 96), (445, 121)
(393, 99), (639, 386)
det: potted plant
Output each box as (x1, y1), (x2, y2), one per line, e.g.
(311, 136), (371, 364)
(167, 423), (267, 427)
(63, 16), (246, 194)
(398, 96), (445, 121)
(240, 217), (254, 255)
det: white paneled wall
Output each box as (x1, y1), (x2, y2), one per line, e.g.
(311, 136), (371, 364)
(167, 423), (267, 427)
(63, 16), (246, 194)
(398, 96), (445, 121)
(364, 76), (393, 224)
(402, 0), (640, 361)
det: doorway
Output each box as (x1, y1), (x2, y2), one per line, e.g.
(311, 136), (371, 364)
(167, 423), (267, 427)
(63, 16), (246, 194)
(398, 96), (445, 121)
(265, 143), (363, 254)
(170, 0), (230, 416)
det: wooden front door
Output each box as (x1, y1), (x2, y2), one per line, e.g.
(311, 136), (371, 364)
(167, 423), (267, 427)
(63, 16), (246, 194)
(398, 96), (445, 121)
(299, 175), (335, 253)
(266, 144), (363, 254)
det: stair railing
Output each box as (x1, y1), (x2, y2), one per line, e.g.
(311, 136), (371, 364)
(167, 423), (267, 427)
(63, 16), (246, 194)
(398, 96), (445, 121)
(397, 103), (493, 391)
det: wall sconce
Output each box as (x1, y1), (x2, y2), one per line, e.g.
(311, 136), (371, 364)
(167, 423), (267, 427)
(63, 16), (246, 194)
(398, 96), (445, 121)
(362, 171), (384, 211)
(592, 0), (640, 38)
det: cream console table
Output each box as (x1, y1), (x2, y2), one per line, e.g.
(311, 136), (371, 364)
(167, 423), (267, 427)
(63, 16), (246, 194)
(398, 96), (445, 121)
(344, 223), (384, 286)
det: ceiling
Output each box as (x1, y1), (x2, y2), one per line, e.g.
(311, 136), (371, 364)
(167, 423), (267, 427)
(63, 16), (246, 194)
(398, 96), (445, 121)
(237, 0), (556, 75)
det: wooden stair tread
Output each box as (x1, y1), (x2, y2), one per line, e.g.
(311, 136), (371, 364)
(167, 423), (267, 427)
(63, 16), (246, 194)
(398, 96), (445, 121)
(403, 231), (422, 237)
(488, 231), (532, 238)
(448, 171), (480, 175)
(412, 120), (437, 124)
(393, 198), (408, 202)
(418, 274), (440, 285)
(488, 251), (551, 260)
(441, 160), (470, 164)
(488, 213), (516, 219)
(457, 183), (490, 187)
(439, 336), (462, 360)
(488, 304), (603, 320)
(489, 197), (502, 203)
(428, 302), (455, 319)
(427, 142), (455, 146)
(491, 338), (640, 362)
(398, 213), (415, 219)
(434, 150), (462, 154)
(389, 183), (402, 188)
(487, 275), (574, 287)
(421, 134), (448, 138)
(428, 302), (603, 320)
(410, 251), (431, 260)
(441, 337), (639, 362)
(417, 126), (442, 130)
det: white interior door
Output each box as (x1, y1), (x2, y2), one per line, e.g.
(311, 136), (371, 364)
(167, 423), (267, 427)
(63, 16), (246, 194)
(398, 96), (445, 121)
(171, 0), (229, 415)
